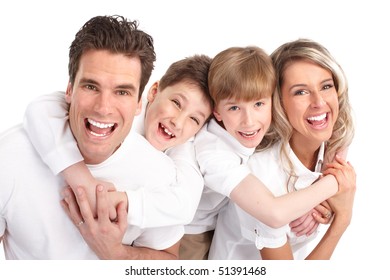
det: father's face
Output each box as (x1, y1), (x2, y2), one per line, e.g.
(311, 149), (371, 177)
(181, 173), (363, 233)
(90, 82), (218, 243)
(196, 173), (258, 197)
(65, 49), (142, 164)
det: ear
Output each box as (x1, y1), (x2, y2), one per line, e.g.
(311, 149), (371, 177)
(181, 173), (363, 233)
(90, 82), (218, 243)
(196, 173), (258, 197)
(213, 109), (223, 122)
(146, 81), (159, 103)
(65, 82), (73, 104)
(135, 99), (142, 116)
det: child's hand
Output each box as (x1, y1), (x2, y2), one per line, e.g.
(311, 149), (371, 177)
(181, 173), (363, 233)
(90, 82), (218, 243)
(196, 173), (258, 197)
(290, 210), (319, 237)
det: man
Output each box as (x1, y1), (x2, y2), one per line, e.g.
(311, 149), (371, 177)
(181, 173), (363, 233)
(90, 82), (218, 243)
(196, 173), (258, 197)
(0, 15), (181, 259)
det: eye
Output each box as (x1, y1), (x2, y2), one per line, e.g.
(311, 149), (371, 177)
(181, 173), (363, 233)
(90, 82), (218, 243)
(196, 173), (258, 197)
(190, 116), (200, 125)
(85, 84), (97, 91)
(228, 105), (239, 111)
(254, 101), (264, 107)
(294, 89), (307, 96)
(117, 90), (130, 96)
(172, 99), (181, 109)
(322, 83), (334, 91)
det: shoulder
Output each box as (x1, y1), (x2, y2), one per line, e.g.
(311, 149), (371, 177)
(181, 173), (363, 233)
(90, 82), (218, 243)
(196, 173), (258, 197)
(249, 142), (280, 167)
(0, 124), (31, 149)
(195, 120), (233, 152)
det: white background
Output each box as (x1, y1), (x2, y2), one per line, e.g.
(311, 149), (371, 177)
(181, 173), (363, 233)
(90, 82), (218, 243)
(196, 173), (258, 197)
(0, 0), (388, 277)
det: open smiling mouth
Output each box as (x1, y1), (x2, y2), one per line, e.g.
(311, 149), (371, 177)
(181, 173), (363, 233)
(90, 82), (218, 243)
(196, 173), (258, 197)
(159, 123), (176, 139)
(238, 129), (260, 138)
(86, 118), (117, 137)
(306, 113), (328, 127)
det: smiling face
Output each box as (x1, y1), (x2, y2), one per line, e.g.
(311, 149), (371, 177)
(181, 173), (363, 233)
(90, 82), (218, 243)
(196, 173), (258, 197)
(213, 97), (272, 148)
(144, 81), (212, 151)
(281, 60), (339, 151)
(65, 49), (142, 164)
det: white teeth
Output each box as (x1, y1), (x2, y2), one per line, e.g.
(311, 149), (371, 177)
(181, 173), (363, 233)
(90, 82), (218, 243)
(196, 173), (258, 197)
(164, 128), (172, 136)
(88, 119), (114, 129)
(161, 124), (175, 137)
(90, 131), (108, 137)
(307, 113), (326, 121)
(241, 131), (258, 137)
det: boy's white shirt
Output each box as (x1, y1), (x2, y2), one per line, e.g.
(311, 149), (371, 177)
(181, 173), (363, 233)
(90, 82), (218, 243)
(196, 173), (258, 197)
(185, 118), (254, 234)
(23, 91), (204, 228)
(208, 141), (324, 260)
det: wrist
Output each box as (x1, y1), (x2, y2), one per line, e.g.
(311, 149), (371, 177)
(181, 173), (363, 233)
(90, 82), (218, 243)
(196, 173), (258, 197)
(108, 191), (128, 210)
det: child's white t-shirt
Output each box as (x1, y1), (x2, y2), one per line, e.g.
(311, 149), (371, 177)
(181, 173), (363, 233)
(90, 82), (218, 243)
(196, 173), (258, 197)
(208, 141), (324, 259)
(185, 118), (255, 234)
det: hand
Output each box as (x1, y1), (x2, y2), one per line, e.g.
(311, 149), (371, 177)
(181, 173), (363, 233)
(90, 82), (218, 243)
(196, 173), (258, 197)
(61, 184), (128, 259)
(322, 155), (356, 225)
(290, 210), (319, 237)
(69, 180), (117, 220)
(94, 180), (117, 220)
(312, 201), (333, 224)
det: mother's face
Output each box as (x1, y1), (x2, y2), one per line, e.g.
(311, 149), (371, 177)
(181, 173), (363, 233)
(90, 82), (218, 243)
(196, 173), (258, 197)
(281, 60), (339, 149)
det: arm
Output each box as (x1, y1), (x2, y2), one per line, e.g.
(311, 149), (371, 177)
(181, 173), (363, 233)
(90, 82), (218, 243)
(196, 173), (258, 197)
(259, 156), (356, 260)
(24, 94), (202, 227)
(61, 185), (179, 259)
(23, 92), (83, 174)
(125, 141), (204, 228)
(260, 241), (294, 260)
(23, 92), (116, 218)
(289, 147), (350, 236)
(230, 174), (338, 228)
(304, 156), (356, 259)
(195, 128), (338, 229)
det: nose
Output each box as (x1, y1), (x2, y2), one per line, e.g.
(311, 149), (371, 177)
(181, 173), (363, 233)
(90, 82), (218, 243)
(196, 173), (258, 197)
(170, 112), (186, 130)
(94, 92), (113, 115)
(242, 109), (255, 126)
(310, 91), (326, 108)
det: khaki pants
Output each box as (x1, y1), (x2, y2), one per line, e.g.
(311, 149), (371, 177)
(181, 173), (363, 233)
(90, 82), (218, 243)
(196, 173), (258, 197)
(179, 231), (214, 260)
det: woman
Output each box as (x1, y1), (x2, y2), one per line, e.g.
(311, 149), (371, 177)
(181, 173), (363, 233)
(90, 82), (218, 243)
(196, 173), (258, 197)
(208, 38), (356, 260)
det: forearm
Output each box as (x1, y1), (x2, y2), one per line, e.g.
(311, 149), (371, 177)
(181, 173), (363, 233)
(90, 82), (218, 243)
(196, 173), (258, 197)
(231, 174), (338, 228)
(24, 92), (83, 175)
(272, 175), (338, 226)
(126, 160), (203, 227)
(126, 179), (202, 228)
(305, 215), (350, 260)
(61, 161), (96, 190)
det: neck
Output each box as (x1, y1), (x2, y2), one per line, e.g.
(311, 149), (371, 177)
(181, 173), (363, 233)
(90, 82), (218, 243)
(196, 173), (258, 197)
(289, 137), (321, 171)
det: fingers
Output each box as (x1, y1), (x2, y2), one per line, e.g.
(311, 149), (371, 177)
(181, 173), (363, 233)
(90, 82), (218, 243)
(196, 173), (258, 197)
(301, 219), (318, 236)
(61, 187), (85, 227)
(289, 214), (306, 228)
(73, 186), (95, 226)
(325, 155), (353, 171)
(294, 218), (317, 237)
(116, 201), (128, 233)
(312, 209), (333, 224)
(96, 185), (117, 223)
(290, 211), (316, 236)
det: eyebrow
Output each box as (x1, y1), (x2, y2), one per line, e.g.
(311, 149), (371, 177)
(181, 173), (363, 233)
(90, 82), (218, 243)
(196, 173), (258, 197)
(288, 78), (334, 91)
(79, 78), (138, 91)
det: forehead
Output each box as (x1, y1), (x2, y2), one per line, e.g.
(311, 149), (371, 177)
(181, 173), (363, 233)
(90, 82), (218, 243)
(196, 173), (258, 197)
(283, 60), (331, 83)
(76, 49), (142, 87)
(161, 82), (212, 113)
